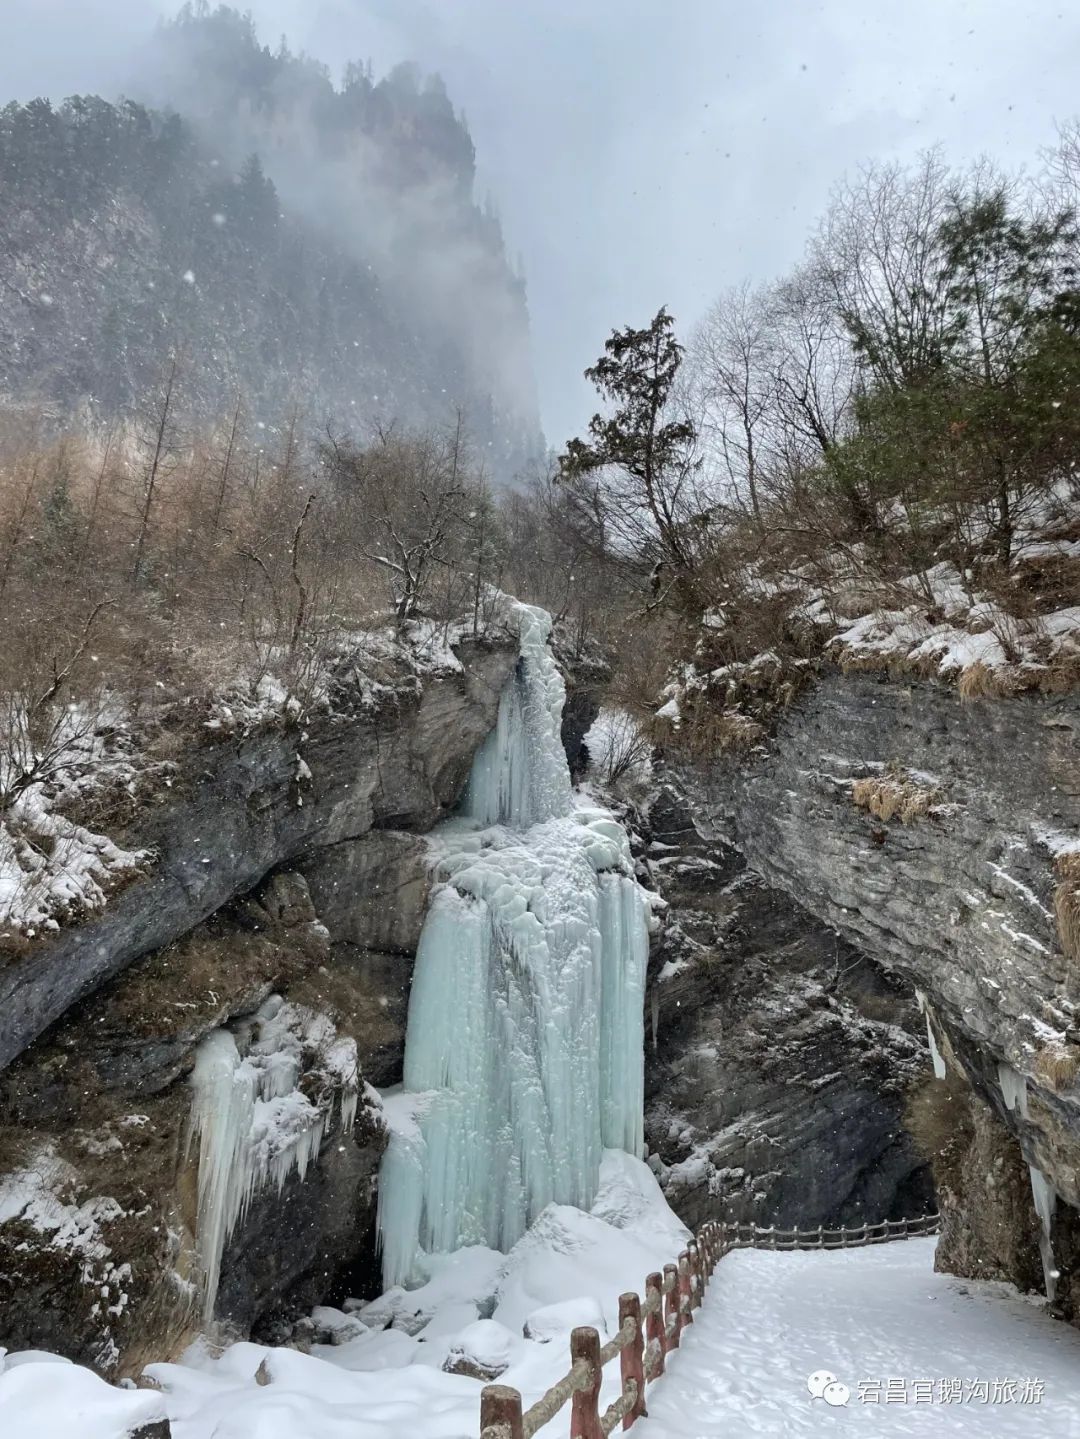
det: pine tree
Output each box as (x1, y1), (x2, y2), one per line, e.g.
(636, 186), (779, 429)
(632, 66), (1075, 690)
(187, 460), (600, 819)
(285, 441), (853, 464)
(559, 308), (699, 594)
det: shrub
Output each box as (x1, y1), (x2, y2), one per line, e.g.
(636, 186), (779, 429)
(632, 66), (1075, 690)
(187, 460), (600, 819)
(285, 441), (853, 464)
(1032, 1040), (1080, 1092)
(851, 771), (943, 823)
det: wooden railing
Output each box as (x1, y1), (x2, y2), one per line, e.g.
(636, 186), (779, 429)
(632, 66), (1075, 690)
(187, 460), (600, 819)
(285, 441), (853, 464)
(478, 1212), (939, 1439)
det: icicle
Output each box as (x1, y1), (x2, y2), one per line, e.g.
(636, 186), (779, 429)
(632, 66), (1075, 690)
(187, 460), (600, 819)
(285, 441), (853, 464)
(1029, 1164), (1058, 1302)
(998, 1062), (1029, 1119)
(925, 1015), (947, 1079)
(997, 1064), (1057, 1301)
(339, 1088), (359, 1134)
(188, 999), (357, 1321)
(377, 602), (653, 1287)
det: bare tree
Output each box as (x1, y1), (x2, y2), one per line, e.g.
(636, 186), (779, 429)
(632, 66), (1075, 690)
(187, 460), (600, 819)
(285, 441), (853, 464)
(131, 355), (182, 587)
(210, 395), (244, 546)
(813, 151), (954, 390)
(689, 282), (774, 524)
(323, 424), (471, 624)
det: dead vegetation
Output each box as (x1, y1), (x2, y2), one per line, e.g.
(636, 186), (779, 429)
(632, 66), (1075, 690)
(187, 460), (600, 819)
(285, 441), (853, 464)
(1054, 852), (1080, 964)
(851, 770), (944, 824)
(905, 1072), (975, 1193)
(1033, 1039), (1080, 1092)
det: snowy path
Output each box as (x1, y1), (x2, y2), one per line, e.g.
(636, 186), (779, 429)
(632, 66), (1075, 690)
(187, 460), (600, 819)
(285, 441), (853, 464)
(638, 1239), (1080, 1437)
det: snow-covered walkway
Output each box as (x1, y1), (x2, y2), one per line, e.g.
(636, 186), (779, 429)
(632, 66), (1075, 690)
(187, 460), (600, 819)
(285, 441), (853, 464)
(638, 1238), (1080, 1436)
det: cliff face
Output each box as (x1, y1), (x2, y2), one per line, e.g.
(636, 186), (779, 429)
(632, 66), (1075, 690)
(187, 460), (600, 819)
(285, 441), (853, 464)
(641, 778), (931, 1234)
(677, 672), (1080, 1314)
(0, 641), (516, 1071)
(0, 638), (517, 1371)
(0, 22), (543, 475)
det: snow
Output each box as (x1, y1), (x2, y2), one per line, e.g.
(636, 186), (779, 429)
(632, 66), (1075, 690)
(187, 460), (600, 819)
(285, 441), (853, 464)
(9, 1219), (1080, 1438)
(377, 602), (655, 1285)
(0, 1147), (121, 1263)
(0, 781), (148, 941)
(444, 1318), (515, 1374)
(0, 1358), (167, 1439)
(828, 564), (1080, 685)
(636, 1239), (1080, 1436)
(0, 1151), (686, 1438)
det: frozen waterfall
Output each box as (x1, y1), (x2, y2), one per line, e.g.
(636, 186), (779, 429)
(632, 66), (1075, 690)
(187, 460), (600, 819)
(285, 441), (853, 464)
(188, 997), (359, 1320)
(377, 603), (653, 1288)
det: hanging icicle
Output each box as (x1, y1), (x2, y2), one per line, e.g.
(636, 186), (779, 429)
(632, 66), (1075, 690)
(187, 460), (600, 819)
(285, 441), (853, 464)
(188, 998), (360, 1320)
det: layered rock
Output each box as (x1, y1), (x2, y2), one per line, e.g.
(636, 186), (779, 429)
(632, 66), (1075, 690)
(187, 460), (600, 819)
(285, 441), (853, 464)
(0, 638), (517, 1071)
(642, 778), (931, 1233)
(677, 672), (1080, 1314)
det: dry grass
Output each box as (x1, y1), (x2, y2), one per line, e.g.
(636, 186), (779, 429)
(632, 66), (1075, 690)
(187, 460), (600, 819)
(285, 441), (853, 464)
(852, 771), (943, 824)
(957, 661), (1023, 700)
(1038, 651), (1080, 695)
(655, 695), (767, 760)
(1032, 1039), (1080, 1092)
(904, 1073), (974, 1192)
(1054, 852), (1080, 964)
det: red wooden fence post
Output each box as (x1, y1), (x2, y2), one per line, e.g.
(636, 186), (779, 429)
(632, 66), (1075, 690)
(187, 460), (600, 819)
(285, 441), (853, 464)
(480, 1384), (524, 1439)
(618, 1292), (647, 1429)
(645, 1271), (665, 1377)
(688, 1241), (701, 1307)
(663, 1262), (680, 1349)
(570, 1327), (603, 1439)
(678, 1252), (693, 1327)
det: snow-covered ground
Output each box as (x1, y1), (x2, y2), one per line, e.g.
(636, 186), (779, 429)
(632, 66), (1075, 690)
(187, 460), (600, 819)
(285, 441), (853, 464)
(638, 1239), (1080, 1437)
(0, 1152), (689, 1439)
(6, 1198), (1080, 1437)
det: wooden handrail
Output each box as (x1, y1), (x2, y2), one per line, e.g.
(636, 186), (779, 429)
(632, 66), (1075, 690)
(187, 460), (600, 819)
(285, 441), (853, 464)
(478, 1213), (939, 1438)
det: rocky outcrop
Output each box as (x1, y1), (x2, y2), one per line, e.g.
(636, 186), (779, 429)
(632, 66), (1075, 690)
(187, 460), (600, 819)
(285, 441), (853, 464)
(0, 639), (517, 1371)
(0, 638), (517, 1070)
(642, 778), (932, 1233)
(678, 672), (1080, 1313)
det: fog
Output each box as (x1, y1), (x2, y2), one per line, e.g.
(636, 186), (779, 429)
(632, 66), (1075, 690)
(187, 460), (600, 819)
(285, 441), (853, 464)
(3, 0), (1080, 444)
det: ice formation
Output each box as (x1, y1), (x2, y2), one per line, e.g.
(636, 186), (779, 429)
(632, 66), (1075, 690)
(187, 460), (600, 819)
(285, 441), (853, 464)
(998, 1063), (1059, 1300)
(998, 1061), (1029, 1119)
(378, 602), (653, 1287)
(188, 997), (359, 1319)
(1029, 1164), (1059, 1302)
(915, 991), (947, 1079)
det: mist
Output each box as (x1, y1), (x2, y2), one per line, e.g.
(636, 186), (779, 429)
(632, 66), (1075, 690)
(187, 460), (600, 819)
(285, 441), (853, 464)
(4, 0), (1080, 445)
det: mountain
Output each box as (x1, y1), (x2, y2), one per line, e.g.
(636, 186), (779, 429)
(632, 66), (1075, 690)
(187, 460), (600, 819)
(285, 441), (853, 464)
(0, 5), (543, 477)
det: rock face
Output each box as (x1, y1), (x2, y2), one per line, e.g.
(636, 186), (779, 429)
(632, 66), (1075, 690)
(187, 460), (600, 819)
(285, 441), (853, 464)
(678, 672), (1080, 1315)
(642, 778), (932, 1233)
(0, 638), (517, 1370)
(0, 638), (517, 1070)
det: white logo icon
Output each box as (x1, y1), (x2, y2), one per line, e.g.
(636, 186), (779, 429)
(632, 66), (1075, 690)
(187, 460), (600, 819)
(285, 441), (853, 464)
(807, 1370), (837, 1399)
(807, 1371), (851, 1406)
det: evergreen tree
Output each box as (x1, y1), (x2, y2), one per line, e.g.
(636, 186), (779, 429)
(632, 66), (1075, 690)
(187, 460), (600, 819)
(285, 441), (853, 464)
(560, 308), (699, 592)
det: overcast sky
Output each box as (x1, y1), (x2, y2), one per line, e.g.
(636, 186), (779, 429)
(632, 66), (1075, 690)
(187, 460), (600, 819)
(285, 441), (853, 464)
(4, 0), (1080, 442)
